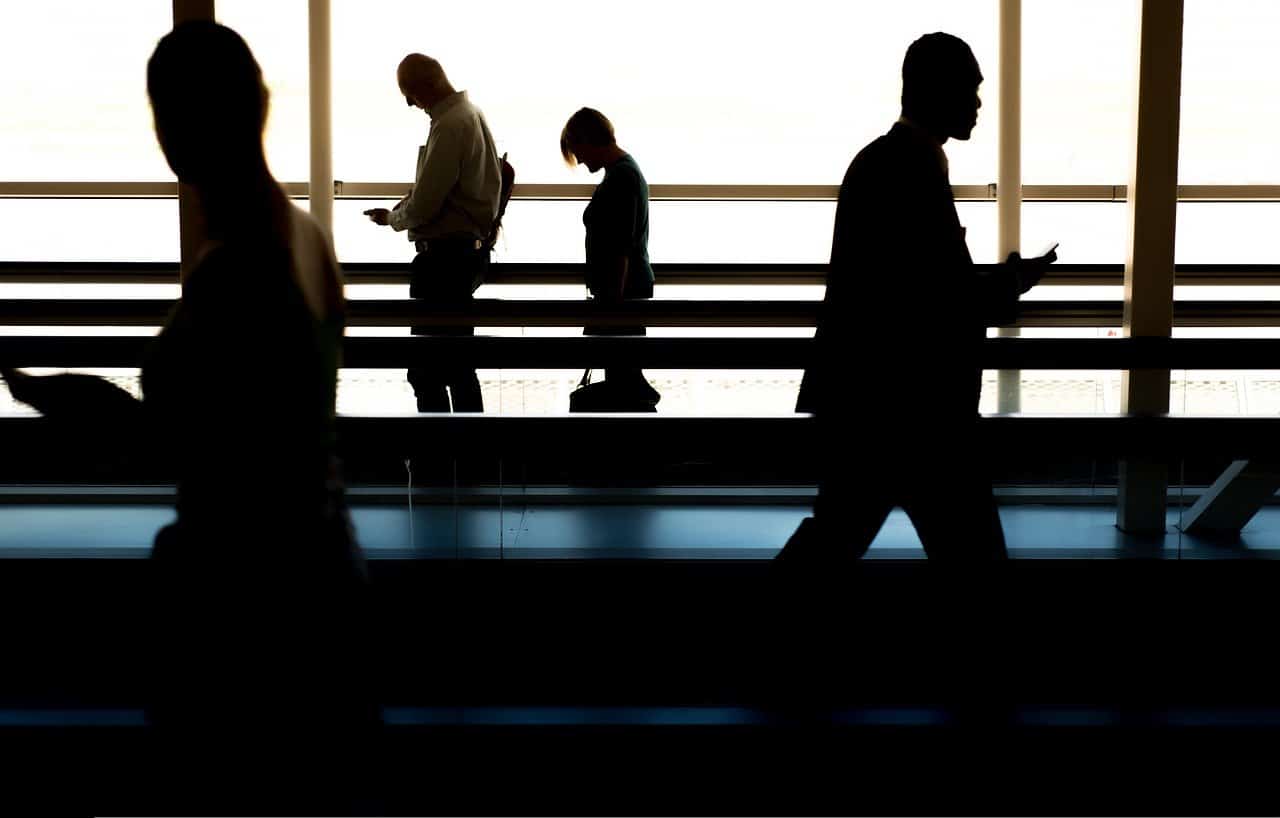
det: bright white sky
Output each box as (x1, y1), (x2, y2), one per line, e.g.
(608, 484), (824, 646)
(0, 1), (1277, 264)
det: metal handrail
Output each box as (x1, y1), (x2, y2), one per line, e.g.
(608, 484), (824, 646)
(1, 336), (1278, 370)
(4, 181), (1280, 201)
(5, 297), (1280, 329)
(1, 413), (1279, 461)
(4, 261), (1280, 287)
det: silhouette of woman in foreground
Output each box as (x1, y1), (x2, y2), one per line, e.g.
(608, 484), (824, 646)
(4, 21), (374, 811)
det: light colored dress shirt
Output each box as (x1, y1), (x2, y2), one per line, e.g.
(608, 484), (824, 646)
(389, 90), (502, 243)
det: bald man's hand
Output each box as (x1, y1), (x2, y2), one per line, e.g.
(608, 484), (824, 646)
(364, 208), (391, 226)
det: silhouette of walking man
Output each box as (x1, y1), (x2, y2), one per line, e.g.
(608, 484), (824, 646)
(366, 54), (502, 413)
(779, 32), (1054, 562)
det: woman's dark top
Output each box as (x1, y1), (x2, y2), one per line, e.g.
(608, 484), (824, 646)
(143, 244), (335, 523)
(583, 153), (654, 299)
(140, 217), (363, 587)
(139, 215), (372, 736)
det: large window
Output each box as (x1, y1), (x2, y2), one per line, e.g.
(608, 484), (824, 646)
(329, 0), (999, 264)
(1180, 0), (1280, 184)
(0, 200), (178, 263)
(0, 1), (172, 182)
(0, 2), (177, 261)
(1023, 1), (1138, 186)
(1175, 0), (1280, 265)
(331, 1), (999, 187)
(216, 0), (311, 183)
(3, 1), (1278, 419)
(1020, 1), (1137, 267)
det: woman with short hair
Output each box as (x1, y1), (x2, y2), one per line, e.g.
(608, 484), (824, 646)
(561, 107), (661, 409)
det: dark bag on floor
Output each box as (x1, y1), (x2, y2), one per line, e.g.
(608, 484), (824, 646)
(568, 369), (659, 413)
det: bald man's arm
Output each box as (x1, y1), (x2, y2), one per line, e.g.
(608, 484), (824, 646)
(389, 122), (460, 233)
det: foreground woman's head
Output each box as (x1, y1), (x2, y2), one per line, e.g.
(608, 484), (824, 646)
(147, 21), (269, 185)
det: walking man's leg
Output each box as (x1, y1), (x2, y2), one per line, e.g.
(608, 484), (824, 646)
(778, 424), (894, 561)
(907, 447), (1008, 561)
(444, 249), (486, 413)
(408, 241), (487, 413)
(408, 246), (450, 412)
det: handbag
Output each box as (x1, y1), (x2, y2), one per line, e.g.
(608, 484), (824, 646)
(481, 152), (516, 252)
(568, 369), (660, 413)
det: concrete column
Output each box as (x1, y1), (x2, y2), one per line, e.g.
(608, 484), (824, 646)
(308, 0), (334, 246)
(1117, 0), (1184, 534)
(996, 0), (1023, 414)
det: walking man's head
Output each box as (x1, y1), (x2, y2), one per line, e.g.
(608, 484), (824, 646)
(397, 54), (455, 112)
(901, 32), (983, 143)
(147, 21), (268, 185)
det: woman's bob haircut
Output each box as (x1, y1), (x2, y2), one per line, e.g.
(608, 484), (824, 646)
(560, 107), (616, 166)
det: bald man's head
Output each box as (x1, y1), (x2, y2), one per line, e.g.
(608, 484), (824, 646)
(397, 54), (454, 111)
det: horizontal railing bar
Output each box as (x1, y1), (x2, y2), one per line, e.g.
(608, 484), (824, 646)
(2, 336), (1280, 370)
(340, 263), (1280, 287)
(500, 183), (848, 201)
(2, 413), (1280, 460)
(6, 298), (1280, 328)
(0, 182), (179, 197)
(5, 182), (1280, 201)
(344, 262), (837, 286)
(328, 414), (1280, 459)
(0, 261), (182, 284)
(3, 261), (1280, 287)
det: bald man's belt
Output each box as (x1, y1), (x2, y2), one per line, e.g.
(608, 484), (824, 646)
(415, 234), (484, 254)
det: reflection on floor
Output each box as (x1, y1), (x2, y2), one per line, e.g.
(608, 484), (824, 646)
(2, 500), (1279, 559)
